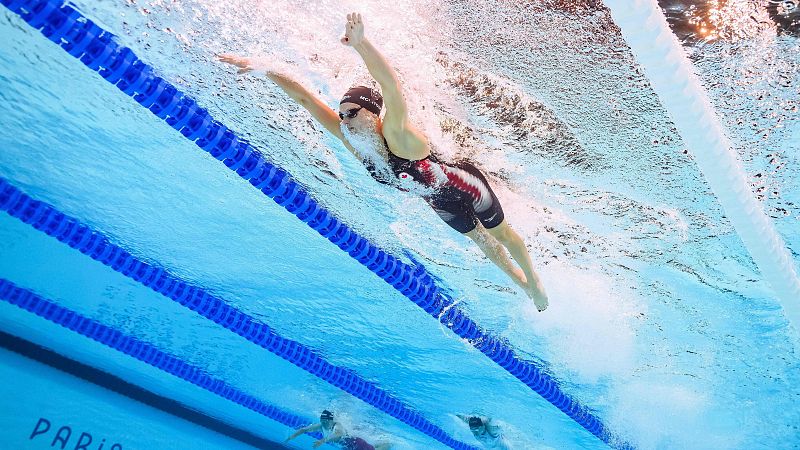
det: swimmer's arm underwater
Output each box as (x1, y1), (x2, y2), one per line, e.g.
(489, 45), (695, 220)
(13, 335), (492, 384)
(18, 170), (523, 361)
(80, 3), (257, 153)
(216, 54), (359, 157)
(312, 426), (343, 448)
(285, 423), (321, 442)
(340, 13), (429, 160)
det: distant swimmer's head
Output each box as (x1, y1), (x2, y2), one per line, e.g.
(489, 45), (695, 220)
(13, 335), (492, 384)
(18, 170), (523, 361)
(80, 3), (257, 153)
(320, 410), (334, 428)
(468, 417), (484, 432)
(339, 85), (383, 129)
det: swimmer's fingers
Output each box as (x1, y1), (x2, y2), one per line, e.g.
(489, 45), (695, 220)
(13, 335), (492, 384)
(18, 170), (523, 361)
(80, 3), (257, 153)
(351, 12), (363, 29)
(216, 54), (252, 72)
(341, 13), (352, 45)
(216, 53), (241, 65)
(356, 13), (364, 33)
(341, 12), (361, 46)
(341, 12), (364, 46)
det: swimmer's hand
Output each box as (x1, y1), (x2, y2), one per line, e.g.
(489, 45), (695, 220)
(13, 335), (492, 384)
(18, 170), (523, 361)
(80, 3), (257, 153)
(341, 12), (365, 47)
(312, 439), (325, 448)
(216, 54), (254, 74)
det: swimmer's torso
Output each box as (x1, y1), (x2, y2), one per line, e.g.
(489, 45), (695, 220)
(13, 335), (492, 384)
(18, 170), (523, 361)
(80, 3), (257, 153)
(348, 132), (506, 233)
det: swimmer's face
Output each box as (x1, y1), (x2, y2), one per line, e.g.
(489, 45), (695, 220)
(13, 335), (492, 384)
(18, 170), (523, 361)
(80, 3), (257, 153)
(470, 424), (485, 435)
(339, 101), (379, 133)
(320, 417), (334, 429)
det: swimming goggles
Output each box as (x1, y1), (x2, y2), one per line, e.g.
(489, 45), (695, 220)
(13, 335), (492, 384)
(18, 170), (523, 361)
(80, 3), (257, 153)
(338, 107), (362, 120)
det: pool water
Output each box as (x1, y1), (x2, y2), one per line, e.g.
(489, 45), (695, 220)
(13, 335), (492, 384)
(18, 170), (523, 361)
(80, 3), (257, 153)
(1, 1), (798, 449)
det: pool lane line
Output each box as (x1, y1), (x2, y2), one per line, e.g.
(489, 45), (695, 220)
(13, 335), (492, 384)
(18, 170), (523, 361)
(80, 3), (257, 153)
(0, 179), (477, 450)
(0, 287), (299, 450)
(602, 0), (800, 332)
(0, 1), (635, 448)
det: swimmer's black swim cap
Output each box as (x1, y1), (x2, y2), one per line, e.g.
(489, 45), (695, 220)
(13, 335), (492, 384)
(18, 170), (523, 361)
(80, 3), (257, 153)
(468, 417), (483, 429)
(320, 410), (334, 420)
(340, 86), (383, 116)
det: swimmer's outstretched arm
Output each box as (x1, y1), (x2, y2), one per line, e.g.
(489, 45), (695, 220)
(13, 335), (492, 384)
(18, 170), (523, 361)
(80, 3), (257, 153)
(217, 54), (355, 153)
(340, 13), (429, 160)
(285, 423), (321, 442)
(312, 425), (343, 448)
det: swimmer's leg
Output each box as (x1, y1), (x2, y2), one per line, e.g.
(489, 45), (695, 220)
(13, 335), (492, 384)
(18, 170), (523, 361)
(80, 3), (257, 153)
(484, 220), (549, 311)
(464, 226), (528, 292)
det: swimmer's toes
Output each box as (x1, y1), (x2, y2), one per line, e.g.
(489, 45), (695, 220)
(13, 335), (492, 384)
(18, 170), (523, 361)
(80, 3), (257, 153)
(533, 295), (549, 312)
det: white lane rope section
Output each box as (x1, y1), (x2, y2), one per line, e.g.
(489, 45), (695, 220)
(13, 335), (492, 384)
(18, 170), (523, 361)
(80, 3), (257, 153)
(603, 0), (800, 335)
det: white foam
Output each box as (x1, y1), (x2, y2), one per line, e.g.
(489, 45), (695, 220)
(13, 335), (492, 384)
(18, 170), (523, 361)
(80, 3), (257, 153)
(516, 260), (639, 384)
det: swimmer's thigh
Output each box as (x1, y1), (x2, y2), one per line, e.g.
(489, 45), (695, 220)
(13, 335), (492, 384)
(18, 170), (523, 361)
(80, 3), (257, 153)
(428, 198), (478, 234)
(452, 162), (505, 230)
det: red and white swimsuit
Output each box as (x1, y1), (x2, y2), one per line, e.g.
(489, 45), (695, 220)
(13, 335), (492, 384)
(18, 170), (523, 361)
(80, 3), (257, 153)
(367, 150), (505, 233)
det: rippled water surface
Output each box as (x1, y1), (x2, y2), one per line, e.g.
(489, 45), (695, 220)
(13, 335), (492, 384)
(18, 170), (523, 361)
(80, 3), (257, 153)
(1, 0), (798, 449)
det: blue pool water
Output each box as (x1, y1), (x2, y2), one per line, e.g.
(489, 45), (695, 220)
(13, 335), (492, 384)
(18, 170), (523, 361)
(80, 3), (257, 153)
(1, 1), (799, 449)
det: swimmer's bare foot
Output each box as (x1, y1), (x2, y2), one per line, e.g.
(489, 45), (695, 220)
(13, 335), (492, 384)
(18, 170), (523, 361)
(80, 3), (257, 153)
(532, 291), (549, 312)
(525, 281), (549, 312)
(512, 272), (547, 311)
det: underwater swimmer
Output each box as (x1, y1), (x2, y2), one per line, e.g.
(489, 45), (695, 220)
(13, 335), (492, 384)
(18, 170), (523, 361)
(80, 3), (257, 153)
(218, 13), (548, 311)
(286, 410), (391, 450)
(457, 414), (510, 450)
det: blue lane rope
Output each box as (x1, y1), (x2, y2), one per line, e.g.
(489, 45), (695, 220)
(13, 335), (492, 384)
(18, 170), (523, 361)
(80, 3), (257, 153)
(0, 1), (633, 448)
(0, 278), (329, 443)
(0, 179), (477, 450)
